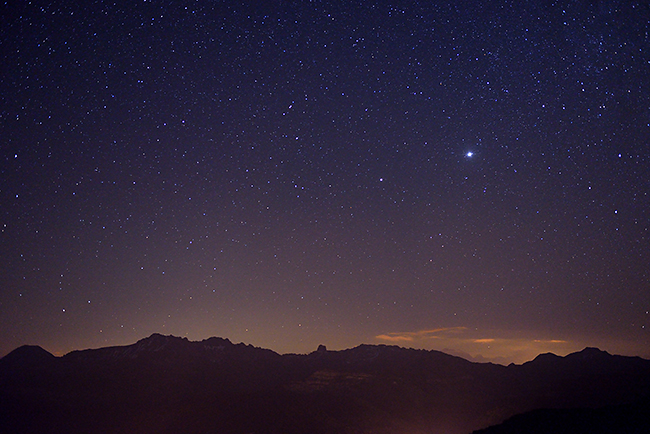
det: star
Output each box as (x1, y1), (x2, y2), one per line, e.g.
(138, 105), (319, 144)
(0, 0), (647, 365)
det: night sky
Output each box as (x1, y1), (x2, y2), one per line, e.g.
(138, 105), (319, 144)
(1, 0), (649, 363)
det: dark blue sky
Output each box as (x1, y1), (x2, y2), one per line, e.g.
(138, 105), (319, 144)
(1, 0), (649, 363)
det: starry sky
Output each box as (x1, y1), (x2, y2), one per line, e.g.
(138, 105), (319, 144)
(1, 0), (649, 363)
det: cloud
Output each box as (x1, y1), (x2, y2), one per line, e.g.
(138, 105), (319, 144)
(375, 327), (580, 364)
(376, 327), (468, 343)
(375, 334), (415, 342)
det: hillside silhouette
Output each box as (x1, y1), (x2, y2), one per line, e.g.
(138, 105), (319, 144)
(2, 334), (650, 434)
(472, 394), (650, 434)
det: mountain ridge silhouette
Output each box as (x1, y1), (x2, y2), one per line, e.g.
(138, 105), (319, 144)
(2, 334), (649, 434)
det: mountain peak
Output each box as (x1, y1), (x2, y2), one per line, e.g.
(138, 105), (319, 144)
(0, 345), (56, 373)
(201, 336), (233, 347)
(1, 344), (55, 362)
(576, 347), (610, 357)
(140, 332), (188, 343)
(527, 351), (561, 364)
(526, 348), (614, 368)
(122, 333), (194, 356)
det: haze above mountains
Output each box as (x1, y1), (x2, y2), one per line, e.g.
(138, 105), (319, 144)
(2, 334), (650, 434)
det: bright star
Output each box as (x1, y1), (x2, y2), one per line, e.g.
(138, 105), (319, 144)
(466, 152), (473, 157)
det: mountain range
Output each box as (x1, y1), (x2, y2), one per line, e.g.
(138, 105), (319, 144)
(1, 333), (649, 434)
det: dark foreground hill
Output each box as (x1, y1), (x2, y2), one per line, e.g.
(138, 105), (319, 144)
(472, 394), (650, 434)
(1, 334), (650, 434)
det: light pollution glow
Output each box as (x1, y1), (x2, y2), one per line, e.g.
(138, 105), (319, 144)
(375, 327), (582, 364)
